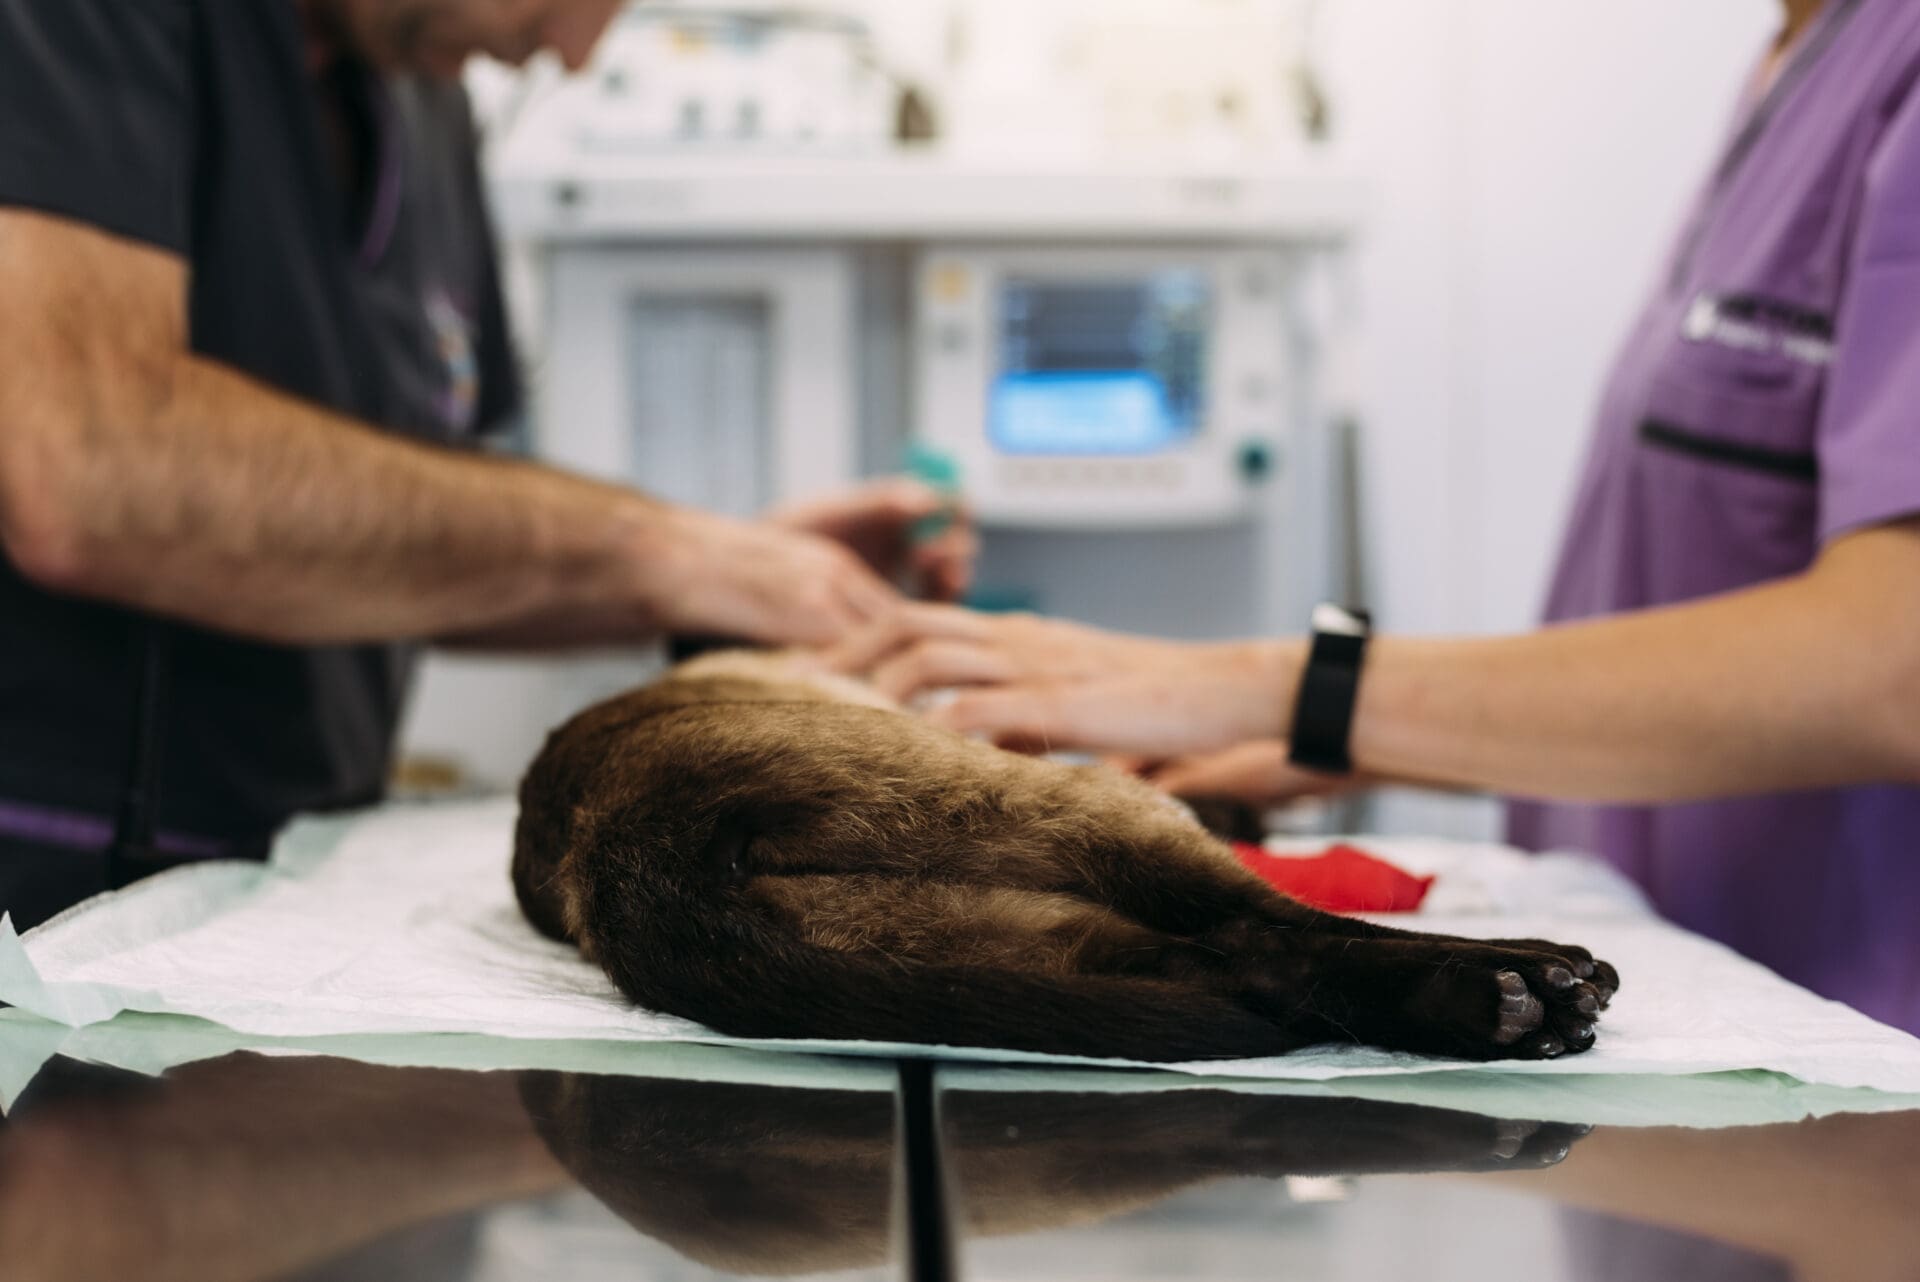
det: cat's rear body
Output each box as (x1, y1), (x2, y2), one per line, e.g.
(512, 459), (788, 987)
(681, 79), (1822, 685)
(514, 654), (1615, 1063)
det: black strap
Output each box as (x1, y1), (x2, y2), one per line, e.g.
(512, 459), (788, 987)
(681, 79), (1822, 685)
(1289, 609), (1370, 776)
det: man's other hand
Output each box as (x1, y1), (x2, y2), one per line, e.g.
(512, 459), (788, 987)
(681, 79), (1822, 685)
(765, 478), (978, 603)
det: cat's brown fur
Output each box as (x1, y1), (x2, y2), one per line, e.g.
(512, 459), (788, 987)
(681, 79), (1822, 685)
(514, 653), (1616, 1063)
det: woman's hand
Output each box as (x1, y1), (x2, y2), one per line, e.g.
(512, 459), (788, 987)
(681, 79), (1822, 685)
(765, 478), (979, 603)
(826, 603), (1304, 759)
(1129, 741), (1365, 809)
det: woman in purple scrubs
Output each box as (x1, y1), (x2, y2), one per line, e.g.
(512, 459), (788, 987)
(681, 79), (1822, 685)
(837, 0), (1920, 1036)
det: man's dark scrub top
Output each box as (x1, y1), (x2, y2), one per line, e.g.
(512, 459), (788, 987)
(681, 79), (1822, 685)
(0, 0), (522, 925)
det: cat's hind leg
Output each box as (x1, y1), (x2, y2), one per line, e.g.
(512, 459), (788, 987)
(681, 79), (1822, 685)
(734, 873), (1304, 1062)
(977, 779), (1614, 1061)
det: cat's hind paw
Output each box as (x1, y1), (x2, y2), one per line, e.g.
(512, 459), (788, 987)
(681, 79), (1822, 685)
(1378, 944), (1615, 1062)
(1483, 959), (1609, 1059)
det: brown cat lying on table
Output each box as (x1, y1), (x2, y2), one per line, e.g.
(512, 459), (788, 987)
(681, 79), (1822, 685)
(512, 653), (1616, 1063)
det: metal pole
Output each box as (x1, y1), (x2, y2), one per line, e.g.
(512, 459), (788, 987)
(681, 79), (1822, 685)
(107, 620), (169, 890)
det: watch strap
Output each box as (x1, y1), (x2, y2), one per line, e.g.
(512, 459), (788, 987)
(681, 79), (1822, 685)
(1288, 605), (1372, 775)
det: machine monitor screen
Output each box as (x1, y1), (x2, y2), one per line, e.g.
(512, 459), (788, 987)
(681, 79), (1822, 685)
(990, 272), (1211, 455)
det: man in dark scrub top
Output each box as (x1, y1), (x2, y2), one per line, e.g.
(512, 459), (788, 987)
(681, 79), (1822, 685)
(0, 0), (973, 929)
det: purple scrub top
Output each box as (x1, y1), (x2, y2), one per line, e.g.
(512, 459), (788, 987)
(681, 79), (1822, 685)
(1508, 0), (1920, 1036)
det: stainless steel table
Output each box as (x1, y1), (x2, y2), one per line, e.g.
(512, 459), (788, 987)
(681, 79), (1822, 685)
(0, 1045), (1911, 1281)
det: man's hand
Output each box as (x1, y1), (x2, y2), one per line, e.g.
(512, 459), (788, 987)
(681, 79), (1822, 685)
(765, 478), (978, 602)
(651, 505), (903, 647)
(826, 603), (1300, 757)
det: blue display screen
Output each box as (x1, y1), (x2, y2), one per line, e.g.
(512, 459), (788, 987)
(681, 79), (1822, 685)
(990, 273), (1210, 456)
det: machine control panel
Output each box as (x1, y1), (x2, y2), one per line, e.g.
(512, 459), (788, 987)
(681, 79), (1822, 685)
(914, 247), (1293, 527)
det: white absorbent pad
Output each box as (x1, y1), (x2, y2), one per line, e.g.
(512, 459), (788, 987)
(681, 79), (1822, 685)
(4, 797), (1920, 1094)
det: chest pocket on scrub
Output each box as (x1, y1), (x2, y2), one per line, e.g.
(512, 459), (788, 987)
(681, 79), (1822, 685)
(1634, 324), (1826, 586)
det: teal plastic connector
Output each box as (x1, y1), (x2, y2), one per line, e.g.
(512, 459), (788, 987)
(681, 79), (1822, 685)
(904, 442), (962, 545)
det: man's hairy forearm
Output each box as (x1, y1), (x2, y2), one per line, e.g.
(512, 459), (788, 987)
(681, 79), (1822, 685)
(1341, 527), (1920, 802)
(0, 209), (898, 652)
(436, 599), (674, 652)
(15, 351), (676, 645)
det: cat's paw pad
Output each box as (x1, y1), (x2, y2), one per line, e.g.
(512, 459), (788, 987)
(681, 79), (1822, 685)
(1486, 961), (1607, 1059)
(1487, 939), (1620, 1009)
(1493, 970), (1545, 1045)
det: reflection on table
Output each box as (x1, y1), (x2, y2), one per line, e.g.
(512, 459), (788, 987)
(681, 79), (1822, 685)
(0, 1047), (1914, 1281)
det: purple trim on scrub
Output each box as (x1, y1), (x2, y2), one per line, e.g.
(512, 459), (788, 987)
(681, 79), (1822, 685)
(0, 799), (231, 861)
(357, 81), (404, 269)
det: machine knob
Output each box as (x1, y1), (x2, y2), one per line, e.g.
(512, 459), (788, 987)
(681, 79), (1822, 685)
(1237, 439), (1277, 483)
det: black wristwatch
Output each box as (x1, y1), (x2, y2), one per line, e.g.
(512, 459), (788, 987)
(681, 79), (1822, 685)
(1288, 604), (1373, 775)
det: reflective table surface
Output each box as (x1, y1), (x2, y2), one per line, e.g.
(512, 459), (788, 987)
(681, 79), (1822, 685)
(1, 1040), (1915, 1282)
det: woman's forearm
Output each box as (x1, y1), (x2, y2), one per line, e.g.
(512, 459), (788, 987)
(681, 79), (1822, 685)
(1341, 523), (1920, 803)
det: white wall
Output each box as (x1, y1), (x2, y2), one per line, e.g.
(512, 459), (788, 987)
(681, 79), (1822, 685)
(1322, 0), (1774, 636)
(1315, 0), (1773, 836)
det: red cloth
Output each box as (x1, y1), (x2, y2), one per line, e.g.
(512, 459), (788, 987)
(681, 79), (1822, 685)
(1231, 842), (1434, 914)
